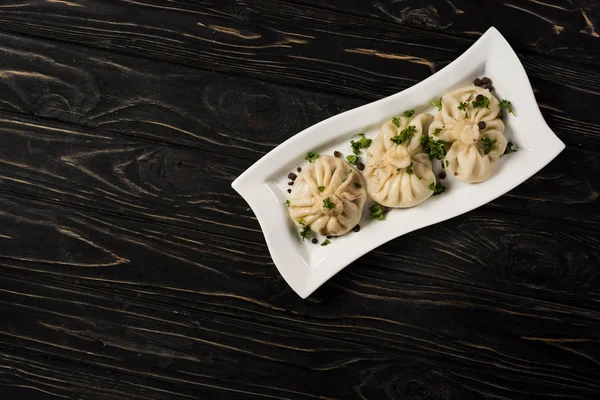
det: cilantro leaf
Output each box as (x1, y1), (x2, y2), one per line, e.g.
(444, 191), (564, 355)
(430, 97), (442, 111)
(305, 151), (319, 163)
(369, 203), (385, 220)
(391, 117), (401, 127)
(422, 136), (446, 160)
(323, 197), (335, 209)
(350, 133), (372, 155)
(346, 155), (358, 165)
(390, 125), (416, 145)
(479, 136), (497, 155)
(354, 182), (362, 189)
(458, 101), (469, 118)
(317, 185), (325, 192)
(500, 99), (516, 116)
(472, 96), (490, 108)
(285, 200), (290, 207)
(300, 226), (311, 241)
(321, 239), (331, 246)
(429, 182), (446, 195)
(404, 109), (415, 118)
(505, 141), (517, 154)
(297, 218), (306, 225)
(433, 128), (442, 136)
(406, 162), (414, 175)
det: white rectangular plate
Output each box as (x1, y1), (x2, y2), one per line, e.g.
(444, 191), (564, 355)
(232, 27), (565, 299)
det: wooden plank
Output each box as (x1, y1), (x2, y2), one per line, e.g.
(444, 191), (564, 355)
(290, 0), (600, 64)
(1, 211), (600, 399)
(0, 4), (598, 153)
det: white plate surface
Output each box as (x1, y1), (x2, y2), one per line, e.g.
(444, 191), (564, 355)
(232, 27), (565, 299)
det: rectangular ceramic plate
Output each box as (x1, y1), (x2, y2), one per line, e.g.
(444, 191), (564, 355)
(232, 27), (565, 299)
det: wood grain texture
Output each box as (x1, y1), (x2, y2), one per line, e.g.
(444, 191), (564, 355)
(0, 2), (599, 399)
(0, 2), (598, 154)
(1, 194), (600, 399)
(291, 0), (600, 64)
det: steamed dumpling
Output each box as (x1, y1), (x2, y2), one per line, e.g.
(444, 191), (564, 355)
(288, 155), (367, 237)
(429, 85), (507, 183)
(364, 113), (437, 208)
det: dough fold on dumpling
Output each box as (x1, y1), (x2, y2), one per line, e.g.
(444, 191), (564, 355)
(429, 85), (507, 183)
(288, 155), (367, 237)
(364, 113), (436, 208)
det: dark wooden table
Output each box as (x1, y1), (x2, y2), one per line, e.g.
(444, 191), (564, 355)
(1, 1), (599, 399)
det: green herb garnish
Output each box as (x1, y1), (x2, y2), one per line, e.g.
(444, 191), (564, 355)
(350, 133), (372, 155)
(406, 162), (414, 175)
(500, 99), (516, 116)
(392, 117), (401, 127)
(458, 101), (469, 118)
(505, 141), (517, 154)
(480, 137), (497, 155)
(323, 197), (335, 209)
(369, 203), (385, 221)
(305, 151), (319, 163)
(445, 160), (449, 167)
(390, 125), (416, 145)
(433, 128), (442, 136)
(300, 226), (311, 241)
(430, 97), (442, 111)
(297, 218), (306, 225)
(286, 200), (290, 207)
(354, 182), (362, 189)
(346, 155), (358, 165)
(317, 185), (325, 192)
(404, 109), (415, 118)
(472, 96), (490, 108)
(429, 182), (446, 195)
(321, 239), (331, 246)
(417, 175), (422, 180)
(422, 136), (446, 160)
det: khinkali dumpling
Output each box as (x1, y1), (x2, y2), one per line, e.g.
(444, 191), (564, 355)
(429, 86), (507, 183)
(289, 155), (367, 237)
(364, 113), (437, 207)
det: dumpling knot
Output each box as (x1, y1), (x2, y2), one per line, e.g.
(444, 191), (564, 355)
(319, 194), (343, 216)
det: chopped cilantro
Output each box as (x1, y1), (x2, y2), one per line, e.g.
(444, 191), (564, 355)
(406, 162), (414, 175)
(480, 137), (497, 155)
(321, 239), (331, 246)
(404, 109), (415, 118)
(391, 117), (401, 127)
(354, 182), (362, 189)
(305, 151), (319, 163)
(500, 99), (516, 116)
(323, 197), (335, 209)
(445, 160), (449, 167)
(423, 136), (446, 160)
(300, 226), (311, 241)
(297, 218), (306, 225)
(417, 175), (422, 180)
(285, 200), (290, 207)
(458, 101), (469, 118)
(317, 185), (325, 192)
(369, 203), (385, 220)
(346, 155), (358, 165)
(472, 96), (490, 108)
(433, 127), (442, 136)
(429, 182), (446, 195)
(350, 133), (372, 155)
(505, 141), (517, 154)
(430, 97), (442, 111)
(390, 125), (416, 145)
